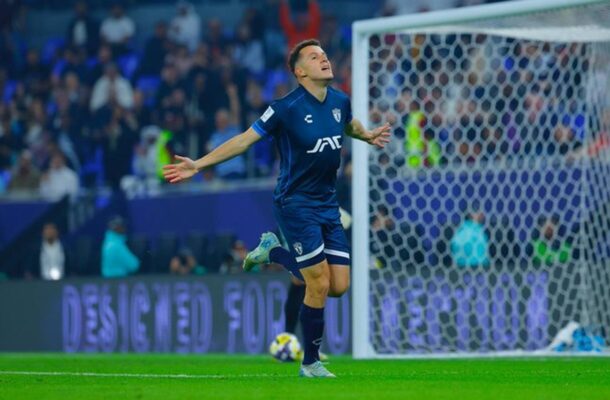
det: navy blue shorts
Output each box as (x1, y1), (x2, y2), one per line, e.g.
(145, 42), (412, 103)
(273, 198), (350, 274)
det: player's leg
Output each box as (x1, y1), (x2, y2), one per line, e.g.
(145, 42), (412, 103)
(298, 259), (335, 377)
(328, 264), (350, 297)
(322, 211), (351, 297)
(268, 201), (334, 377)
(284, 275), (305, 334)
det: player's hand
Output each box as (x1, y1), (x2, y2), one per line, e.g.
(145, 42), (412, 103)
(367, 123), (391, 148)
(162, 155), (198, 183)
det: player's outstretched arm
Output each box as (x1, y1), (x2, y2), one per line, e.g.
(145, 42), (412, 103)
(162, 127), (262, 183)
(345, 118), (391, 149)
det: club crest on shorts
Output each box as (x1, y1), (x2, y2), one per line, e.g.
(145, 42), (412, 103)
(332, 108), (341, 123)
(293, 242), (303, 256)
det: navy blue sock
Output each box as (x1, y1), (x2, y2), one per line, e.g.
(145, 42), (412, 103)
(284, 282), (305, 333)
(300, 303), (324, 365)
(270, 247), (303, 280)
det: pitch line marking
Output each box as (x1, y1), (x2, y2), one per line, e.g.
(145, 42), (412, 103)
(0, 371), (293, 380)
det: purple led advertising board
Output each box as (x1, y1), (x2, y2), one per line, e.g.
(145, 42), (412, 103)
(0, 269), (555, 353)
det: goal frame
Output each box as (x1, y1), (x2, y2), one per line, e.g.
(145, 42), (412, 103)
(350, 0), (610, 359)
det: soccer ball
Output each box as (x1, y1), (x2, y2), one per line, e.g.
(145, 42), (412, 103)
(269, 332), (302, 362)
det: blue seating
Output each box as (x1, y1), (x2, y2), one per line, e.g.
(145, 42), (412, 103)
(117, 53), (139, 80)
(2, 80), (17, 104)
(136, 75), (161, 106)
(42, 37), (65, 65)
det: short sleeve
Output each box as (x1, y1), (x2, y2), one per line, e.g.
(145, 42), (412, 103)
(252, 102), (282, 138)
(345, 97), (353, 123)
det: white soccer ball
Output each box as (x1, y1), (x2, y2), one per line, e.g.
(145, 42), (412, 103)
(269, 332), (302, 362)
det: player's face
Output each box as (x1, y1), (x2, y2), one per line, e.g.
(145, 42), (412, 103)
(298, 46), (334, 82)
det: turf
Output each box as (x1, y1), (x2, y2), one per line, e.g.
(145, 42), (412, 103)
(0, 353), (609, 400)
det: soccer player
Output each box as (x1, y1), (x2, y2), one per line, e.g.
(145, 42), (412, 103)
(163, 38), (390, 377)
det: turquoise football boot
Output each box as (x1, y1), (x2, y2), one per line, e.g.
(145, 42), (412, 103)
(242, 232), (281, 272)
(298, 361), (336, 378)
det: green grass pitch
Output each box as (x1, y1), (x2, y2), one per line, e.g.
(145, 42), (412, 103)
(0, 353), (609, 400)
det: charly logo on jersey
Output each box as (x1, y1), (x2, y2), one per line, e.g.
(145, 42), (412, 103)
(332, 108), (341, 123)
(304, 114), (313, 123)
(293, 242), (303, 255)
(306, 135), (342, 153)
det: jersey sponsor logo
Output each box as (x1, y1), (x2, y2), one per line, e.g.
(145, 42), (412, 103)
(306, 135), (342, 153)
(304, 114), (313, 123)
(261, 106), (274, 122)
(332, 108), (341, 123)
(293, 242), (303, 255)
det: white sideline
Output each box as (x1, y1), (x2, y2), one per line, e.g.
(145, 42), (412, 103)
(0, 371), (291, 380)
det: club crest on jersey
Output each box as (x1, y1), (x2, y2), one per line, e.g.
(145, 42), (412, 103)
(293, 242), (303, 255)
(332, 108), (341, 123)
(306, 135), (342, 153)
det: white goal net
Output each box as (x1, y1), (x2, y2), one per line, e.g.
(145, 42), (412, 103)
(351, 0), (610, 357)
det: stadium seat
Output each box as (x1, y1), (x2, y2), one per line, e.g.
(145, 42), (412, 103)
(151, 233), (178, 274)
(136, 75), (161, 107)
(117, 53), (139, 80)
(185, 231), (208, 267)
(71, 236), (93, 276)
(42, 37), (65, 65)
(205, 233), (236, 273)
(2, 80), (17, 104)
(128, 234), (150, 274)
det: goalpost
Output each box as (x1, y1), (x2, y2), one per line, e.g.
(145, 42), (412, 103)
(352, 0), (610, 358)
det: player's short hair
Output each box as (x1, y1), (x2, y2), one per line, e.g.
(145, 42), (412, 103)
(288, 39), (321, 76)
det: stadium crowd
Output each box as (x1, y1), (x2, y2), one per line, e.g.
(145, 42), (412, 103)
(0, 0), (354, 198)
(3, 0), (582, 280)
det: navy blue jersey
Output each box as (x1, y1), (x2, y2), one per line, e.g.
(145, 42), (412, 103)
(252, 85), (352, 204)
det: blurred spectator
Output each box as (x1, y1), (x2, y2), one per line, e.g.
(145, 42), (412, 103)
(166, 45), (193, 78)
(207, 85), (245, 180)
(88, 44), (113, 85)
(57, 46), (89, 84)
(21, 49), (51, 100)
(169, 1), (201, 52)
(39, 151), (78, 201)
(66, 1), (100, 57)
(0, 110), (23, 171)
(24, 99), (50, 166)
(101, 215), (140, 278)
(100, 3), (135, 57)
(318, 15), (346, 59)
(170, 247), (206, 275)
(205, 18), (228, 64)
(8, 150), (40, 191)
(450, 211), (490, 268)
(126, 125), (162, 196)
(405, 111), (441, 168)
(102, 107), (137, 190)
(552, 123), (581, 158)
(138, 21), (171, 77)
(25, 222), (65, 280)
(232, 23), (265, 76)
(279, 0), (321, 49)
(528, 215), (573, 267)
(242, 7), (266, 41)
(90, 62), (134, 112)
(243, 80), (274, 176)
(0, 0), (21, 33)
(219, 240), (248, 274)
(131, 90), (151, 127)
(155, 64), (186, 111)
